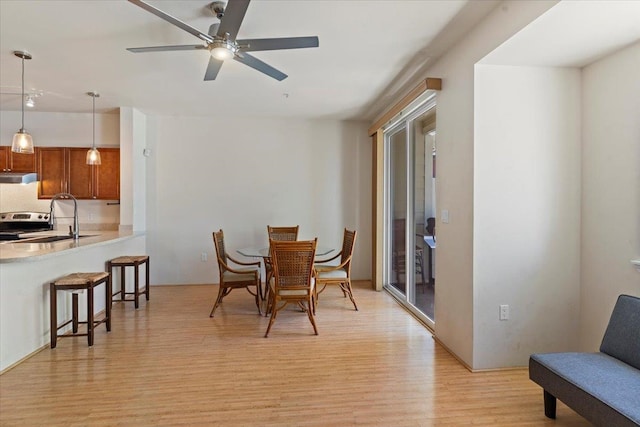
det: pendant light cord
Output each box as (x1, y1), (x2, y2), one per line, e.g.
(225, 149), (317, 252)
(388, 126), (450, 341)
(92, 94), (96, 149)
(20, 55), (25, 130)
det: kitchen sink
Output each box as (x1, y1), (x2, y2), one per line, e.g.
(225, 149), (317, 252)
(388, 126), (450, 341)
(16, 235), (93, 244)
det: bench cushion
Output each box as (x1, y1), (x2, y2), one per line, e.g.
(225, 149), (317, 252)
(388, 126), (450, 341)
(530, 352), (640, 426)
(600, 294), (640, 370)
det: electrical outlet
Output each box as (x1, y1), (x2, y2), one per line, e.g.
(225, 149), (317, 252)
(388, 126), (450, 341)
(441, 209), (450, 224)
(499, 304), (509, 320)
(201, 252), (208, 262)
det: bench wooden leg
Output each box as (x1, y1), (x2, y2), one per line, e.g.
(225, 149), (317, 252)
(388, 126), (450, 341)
(72, 294), (79, 333)
(145, 258), (150, 301)
(543, 390), (556, 419)
(50, 283), (57, 349)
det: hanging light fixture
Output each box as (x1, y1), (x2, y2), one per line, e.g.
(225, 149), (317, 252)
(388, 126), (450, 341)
(11, 51), (34, 154)
(86, 92), (101, 165)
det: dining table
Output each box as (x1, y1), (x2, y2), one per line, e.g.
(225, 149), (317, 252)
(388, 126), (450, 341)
(237, 245), (335, 301)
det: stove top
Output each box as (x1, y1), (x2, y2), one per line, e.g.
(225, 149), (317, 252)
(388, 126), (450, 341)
(0, 211), (53, 240)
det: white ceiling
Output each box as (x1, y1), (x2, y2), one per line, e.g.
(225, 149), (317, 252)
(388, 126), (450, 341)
(481, 1), (640, 67)
(4, 1), (636, 122)
(0, 0), (491, 120)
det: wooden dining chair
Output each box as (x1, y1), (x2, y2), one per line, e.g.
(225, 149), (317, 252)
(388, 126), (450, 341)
(313, 228), (358, 311)
(264, 238), (318, 337)
(263, 225), (299, 301)
(209, 229), (261, 317)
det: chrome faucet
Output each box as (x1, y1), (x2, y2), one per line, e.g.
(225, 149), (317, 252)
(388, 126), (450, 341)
(49, 193), (80, 240)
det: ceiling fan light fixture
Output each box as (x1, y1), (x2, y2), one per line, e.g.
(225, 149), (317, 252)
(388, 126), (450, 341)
(86, 92), (102, 165)
(12, 50), (34, 154)
(210, 40), (236, 60)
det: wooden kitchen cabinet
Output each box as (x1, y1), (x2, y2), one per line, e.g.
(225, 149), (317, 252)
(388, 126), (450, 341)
(0, 146), (37, 173)
(37, 147), (119, 200)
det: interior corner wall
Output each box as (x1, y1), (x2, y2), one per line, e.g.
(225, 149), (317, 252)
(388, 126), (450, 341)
(119, 107), (147, 233)
(143, 115), (371, 286)
(580, 41), (640, 351)
(416, 0), (557, 367)
(474, 65), (581, 369)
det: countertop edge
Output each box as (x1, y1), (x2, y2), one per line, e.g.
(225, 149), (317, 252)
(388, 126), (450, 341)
(0, 231), (145, 264)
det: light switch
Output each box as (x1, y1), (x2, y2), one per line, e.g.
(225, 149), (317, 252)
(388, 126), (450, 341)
(441, 209), (449, 224)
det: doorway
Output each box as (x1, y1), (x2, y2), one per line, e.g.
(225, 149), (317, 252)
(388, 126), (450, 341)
(384, 94), (436, 327)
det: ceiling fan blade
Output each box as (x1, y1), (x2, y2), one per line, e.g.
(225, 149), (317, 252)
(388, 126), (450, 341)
(237, 36), (319, 52)
(208, 23), (220, 37)
(128, 0), (213, 43)
(127, 45), (207, 53)
(216, 0), (250, 40)
(204, 56), (224, 81)
(234, 53), (287, 81)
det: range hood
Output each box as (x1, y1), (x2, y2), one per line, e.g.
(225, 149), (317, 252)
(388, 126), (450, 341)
(0, 172), (38, 184)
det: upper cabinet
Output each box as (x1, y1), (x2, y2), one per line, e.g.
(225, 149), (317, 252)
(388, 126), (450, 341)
(37, 147), (119, 200)
(0, 146), (37, 173)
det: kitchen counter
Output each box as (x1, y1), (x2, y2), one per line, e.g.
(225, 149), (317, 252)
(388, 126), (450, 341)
(0, 231), (140, 263)
(0, 230), (146, 372)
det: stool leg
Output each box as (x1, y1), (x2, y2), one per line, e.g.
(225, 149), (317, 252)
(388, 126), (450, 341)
(50, 283), (57, 349)
(106, 275), (112, 332)
(145, 258), (150, 301)
(134, 263), (140, 309)
(120, 265), (126, 301)
(87, 285), (94, 347)
(107, 262), (114, 300)
(72, 293), (79, 333)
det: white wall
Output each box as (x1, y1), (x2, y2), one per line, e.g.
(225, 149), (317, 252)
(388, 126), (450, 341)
(580, 41), (640, 351)
(0, 110), (121, 227)
(474, 65), (582, 368)
(119, 107), (147, 232)
(144, 115), (371, 285)
(415, 0), (558, 367)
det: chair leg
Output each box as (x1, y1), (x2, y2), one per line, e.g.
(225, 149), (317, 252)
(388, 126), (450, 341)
(254, 286), (262, 316)
(306, 299), (318, 335)
(209, 285), (227, 317)
(264, 302), (280, 337)
(341, 281), (358, 311)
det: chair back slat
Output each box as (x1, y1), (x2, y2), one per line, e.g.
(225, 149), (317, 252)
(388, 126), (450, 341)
(213, 229), (227, 269)
(270, 238), (317, 290)
(267, 225), (299, 242)
(340, 228), (357, 265)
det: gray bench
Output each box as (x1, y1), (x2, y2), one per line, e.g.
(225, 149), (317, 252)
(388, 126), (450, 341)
(529, 294), (640, 426)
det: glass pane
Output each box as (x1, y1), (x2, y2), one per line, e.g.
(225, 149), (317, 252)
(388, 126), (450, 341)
(413, 108), (436, 322)
(389, 127), (407, 297)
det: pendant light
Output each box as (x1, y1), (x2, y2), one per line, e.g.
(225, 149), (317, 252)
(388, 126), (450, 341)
(11, 51), (34, 154)
(86, 92), (101, 165)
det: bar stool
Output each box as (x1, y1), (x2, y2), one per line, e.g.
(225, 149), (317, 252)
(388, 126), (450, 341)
(50, 272), (112, 348)
(108, 255), (150, 309)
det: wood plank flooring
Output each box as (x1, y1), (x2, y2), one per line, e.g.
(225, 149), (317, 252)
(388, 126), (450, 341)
(0, 282), (590, 426)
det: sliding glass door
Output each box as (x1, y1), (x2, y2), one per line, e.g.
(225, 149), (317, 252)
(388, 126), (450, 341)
(384, 94), (436, 327)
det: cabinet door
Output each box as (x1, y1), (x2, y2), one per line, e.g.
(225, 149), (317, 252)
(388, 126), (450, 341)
(0, 147), (8, 172)
(94, 148), (120, 200)
(67, 148), (93, 199)
(37, 148), (66, 198)
(10, 149), (37, 173)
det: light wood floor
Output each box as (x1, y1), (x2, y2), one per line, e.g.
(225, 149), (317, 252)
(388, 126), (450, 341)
(0, 282), (590, 426)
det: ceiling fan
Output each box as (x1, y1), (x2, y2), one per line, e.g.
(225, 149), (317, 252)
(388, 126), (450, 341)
(126, 0), (319, 81)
